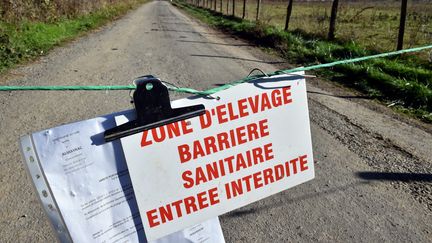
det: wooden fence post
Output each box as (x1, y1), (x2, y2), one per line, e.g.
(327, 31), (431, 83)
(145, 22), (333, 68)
(397, 0), (408, 50)
(284, 0), (294, 31)
(242, 0), (247, 19)
(227, 0), (229, 15)
(256, 0), (261, 21)
(328, 0), (339, 40)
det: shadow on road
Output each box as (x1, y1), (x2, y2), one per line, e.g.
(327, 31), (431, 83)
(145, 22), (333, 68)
(356, 172), (432, 182)
(307, 91), (374, 100)
(158, 21), (191, 25)
(178, 39), (255, 47)
(190, 54), (287, 64)
(225, 181), (369, 218)
(151, 28), (227, 36)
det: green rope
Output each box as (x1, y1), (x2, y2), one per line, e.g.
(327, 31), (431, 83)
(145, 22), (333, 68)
(1, 44), (431, 95)
(0, 85), (136, 91)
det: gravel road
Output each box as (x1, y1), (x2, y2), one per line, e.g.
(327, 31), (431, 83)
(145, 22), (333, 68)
(0, 1), (431, 242)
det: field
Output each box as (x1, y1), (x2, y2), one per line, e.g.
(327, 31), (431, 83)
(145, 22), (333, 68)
(213, 0), (432, 54)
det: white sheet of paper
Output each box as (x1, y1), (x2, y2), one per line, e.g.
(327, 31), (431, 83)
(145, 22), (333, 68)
(117, 73), (315, 241)
(29, 110), (224, 243)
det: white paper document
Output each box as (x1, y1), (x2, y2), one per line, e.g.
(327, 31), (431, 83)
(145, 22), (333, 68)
(20, 110), (225, 243)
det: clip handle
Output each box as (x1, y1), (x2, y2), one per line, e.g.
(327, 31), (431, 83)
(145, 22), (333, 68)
(104, 76), (205, 142)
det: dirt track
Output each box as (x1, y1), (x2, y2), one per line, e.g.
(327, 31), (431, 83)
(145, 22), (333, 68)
(0, 1), (431, 242)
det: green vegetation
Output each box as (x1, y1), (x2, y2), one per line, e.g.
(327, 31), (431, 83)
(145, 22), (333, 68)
(0, 0), (147, 73)
(174, 0), (432, 122)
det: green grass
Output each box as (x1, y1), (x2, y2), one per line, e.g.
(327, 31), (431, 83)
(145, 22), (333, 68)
(224, 0), (432, 57)
(0, 0), (148, 74)
(174, 0), (432, 123)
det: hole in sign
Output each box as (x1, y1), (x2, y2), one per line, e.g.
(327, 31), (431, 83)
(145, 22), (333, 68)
(146, 83), (153, 91)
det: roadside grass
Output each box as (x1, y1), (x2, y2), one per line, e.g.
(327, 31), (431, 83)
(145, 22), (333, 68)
(0, 0), (148, 74)
(174, 0), (432, 123)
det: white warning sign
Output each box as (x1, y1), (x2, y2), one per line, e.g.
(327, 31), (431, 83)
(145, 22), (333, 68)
(117, 73), (315, 241)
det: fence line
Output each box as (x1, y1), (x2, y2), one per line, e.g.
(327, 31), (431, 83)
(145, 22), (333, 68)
(186, 0), (430, 52)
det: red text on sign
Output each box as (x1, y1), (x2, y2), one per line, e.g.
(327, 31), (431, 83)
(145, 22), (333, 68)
(182, 143), (274, 188)
(199, 87), (292, 129)
(146, 187), (220, 228)
(178, 119), (269, 163)
(141, 120), (193, 147)
(224, 154), (309, 199)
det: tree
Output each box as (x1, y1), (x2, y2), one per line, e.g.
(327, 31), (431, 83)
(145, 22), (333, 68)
(232, 0), (235, 16)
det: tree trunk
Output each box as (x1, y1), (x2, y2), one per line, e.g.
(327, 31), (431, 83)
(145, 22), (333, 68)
(284, 0), (294, 31)
(220, 0), (223, 12)
(328, 0), (339, 40)
(397, 0), (408, 50)
(232, 0), (235, 16)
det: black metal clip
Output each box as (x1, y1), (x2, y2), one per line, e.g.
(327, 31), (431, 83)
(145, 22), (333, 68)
(104, 75), (205, 142)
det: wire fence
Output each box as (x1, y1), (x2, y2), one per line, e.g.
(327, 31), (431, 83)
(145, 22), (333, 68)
(187, 0), (432, 52)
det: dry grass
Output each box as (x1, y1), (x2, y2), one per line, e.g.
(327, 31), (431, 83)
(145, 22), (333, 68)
(0, 0), (148, 73)
(215, 0), (432, 53)
(0, 0), (133, 22)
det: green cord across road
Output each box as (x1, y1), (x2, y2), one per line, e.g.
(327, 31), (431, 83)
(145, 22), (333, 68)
(1, 44), (431, 95)
(0, 85), (136, 91)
